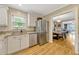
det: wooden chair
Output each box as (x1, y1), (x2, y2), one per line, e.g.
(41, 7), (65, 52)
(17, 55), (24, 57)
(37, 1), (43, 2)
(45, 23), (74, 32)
(53, 33), (58, 40)
(58, 33), (64, 39)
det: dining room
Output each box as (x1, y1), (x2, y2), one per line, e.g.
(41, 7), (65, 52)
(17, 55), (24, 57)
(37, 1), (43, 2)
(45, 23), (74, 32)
(52, 11), (76, 46)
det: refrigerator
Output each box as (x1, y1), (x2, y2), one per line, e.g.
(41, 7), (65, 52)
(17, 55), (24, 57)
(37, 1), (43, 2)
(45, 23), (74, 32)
(36, 20), (49, 45)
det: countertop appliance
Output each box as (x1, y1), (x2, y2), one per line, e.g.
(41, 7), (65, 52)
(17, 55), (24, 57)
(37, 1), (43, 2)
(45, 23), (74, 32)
(36, 18), (48, 45)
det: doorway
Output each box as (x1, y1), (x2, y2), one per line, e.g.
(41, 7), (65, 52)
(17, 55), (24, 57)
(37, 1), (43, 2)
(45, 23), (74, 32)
(52, 12), (76, 47)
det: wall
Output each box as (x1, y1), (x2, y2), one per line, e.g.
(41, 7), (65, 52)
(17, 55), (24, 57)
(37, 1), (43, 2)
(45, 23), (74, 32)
(74, 6), (79, 54)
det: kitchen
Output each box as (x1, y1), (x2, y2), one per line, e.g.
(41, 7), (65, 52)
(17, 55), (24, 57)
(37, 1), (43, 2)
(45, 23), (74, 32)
(0, 5), (49, 54)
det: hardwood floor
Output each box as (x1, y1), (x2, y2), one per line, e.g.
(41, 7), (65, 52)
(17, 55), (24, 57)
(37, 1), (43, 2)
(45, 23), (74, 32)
(15, 38), (75, 55)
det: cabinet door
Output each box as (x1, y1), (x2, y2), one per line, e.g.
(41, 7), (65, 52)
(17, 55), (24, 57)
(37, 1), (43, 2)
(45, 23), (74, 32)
(7, 36), (20, 54)
(0, 39), (7, 55)
(28, 13), (37, 27)
(0, 7), (8, 26)
(21, 35), (29, 49)
(30, 16), (36, 26)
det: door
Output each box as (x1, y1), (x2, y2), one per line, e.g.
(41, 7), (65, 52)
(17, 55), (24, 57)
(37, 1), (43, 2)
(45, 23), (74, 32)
(41, 20), (46, 32)
(7, 36), (20, 54)
(36, 20), (42, 33)
(38, 33), (47, 45)
(0, 39), (7, 55)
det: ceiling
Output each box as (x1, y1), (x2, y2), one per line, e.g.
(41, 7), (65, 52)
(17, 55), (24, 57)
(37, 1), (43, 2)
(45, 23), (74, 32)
(5, 4), (68, 17)
(53, 12), (75, 21)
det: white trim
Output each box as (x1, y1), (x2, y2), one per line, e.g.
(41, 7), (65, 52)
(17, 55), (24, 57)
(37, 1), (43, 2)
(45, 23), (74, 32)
(74, 6), (79, 54)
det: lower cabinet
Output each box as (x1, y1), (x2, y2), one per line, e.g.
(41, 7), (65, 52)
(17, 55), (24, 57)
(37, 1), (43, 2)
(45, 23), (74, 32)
(7, 36), (20, 54)
(20, 35), (29, 50)
(0, 39), (7, 55)
(7, 35), (29, 54)
(0, 34), (37, 54)
(0, 34), (30, 54)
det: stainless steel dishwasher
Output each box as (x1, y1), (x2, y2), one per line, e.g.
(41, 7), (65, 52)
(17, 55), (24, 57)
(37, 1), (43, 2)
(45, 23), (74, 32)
(29, 33), (37, 47)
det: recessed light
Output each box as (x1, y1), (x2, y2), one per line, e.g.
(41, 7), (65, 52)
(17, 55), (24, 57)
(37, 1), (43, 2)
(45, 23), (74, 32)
(18, 4), (22, 6)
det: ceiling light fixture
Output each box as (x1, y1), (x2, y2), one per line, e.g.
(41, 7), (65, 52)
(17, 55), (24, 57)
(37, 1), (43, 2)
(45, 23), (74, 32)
(57, 20), (61, 22)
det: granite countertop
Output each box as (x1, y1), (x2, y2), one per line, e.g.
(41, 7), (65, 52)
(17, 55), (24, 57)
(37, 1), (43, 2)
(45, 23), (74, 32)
(26, 32), (37, 34)
(0, 31), (11, 35)
(0, 30), (37, 39)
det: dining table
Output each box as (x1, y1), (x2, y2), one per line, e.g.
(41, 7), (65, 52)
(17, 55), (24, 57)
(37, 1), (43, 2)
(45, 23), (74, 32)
(53, 30), (67, 40)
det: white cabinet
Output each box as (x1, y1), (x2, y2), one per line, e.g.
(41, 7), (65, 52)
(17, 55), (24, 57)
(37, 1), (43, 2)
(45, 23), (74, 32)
(0, 7), (8, 26)
(7, 34), (30, 54)
(7, 36), (20, 54)
(30, 16), (37, 26)
(20, 35), (29, 50)
(28, 13), (37, 27)
(0, 39), (7, 55)
(29, 34), (37, 47)
(0, 34), (37, 54)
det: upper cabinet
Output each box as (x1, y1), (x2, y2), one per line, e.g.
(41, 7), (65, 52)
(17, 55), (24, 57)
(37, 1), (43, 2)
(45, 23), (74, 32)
(28, 13), (37, 27)
(30, 16), (37, 27)
(0, 7), (8, 26)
